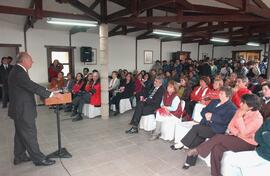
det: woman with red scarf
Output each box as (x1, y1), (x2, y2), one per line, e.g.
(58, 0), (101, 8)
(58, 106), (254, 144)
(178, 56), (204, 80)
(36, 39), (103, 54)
(150, 80), (183, 141)
(48, 59), (63, 82)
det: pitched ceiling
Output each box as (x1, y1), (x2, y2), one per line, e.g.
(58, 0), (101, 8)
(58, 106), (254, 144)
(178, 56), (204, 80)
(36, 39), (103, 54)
(0, 0), (270, 45)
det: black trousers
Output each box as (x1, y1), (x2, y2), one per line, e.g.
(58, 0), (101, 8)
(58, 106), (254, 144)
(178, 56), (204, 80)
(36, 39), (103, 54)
(181, 124), (216, 166)
(2, 84), (8, 107)
(110, 93), (129, 112)
(130, 101), (156, 127)
(72, 93), (91, 114)
(13, 118), (45, 162)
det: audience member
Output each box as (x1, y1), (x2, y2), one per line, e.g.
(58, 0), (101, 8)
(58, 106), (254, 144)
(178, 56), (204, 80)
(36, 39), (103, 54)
(232, 75), (251, 108)
(188, 94), (263, 176)
(125, 76), (165, 134)
(48, 59), (63, 82)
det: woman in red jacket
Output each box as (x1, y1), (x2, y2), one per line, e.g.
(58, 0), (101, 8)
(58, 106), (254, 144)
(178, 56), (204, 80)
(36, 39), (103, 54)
(186, 76), (210, 119)
(48, 59), (63, 82)
(71, 72), (101, 122)
(232, 75), (251, 108)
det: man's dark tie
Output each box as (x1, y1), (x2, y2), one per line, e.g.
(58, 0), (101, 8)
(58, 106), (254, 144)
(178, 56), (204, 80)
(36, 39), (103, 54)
(148, 87), (158, 99)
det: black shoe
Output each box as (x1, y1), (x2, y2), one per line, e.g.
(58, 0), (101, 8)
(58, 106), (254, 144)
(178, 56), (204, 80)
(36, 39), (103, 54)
(13, 156), (31, 165)
(113, 111), (120, 116)
(182, 163), (190, 170)
(72, 114), (83, 122)
(64, 108), (72, 112)
(70, 111), (77, 117)
(170, 145), (184, 151)
(125, 127), (138, 134)
(34, 159), (56, 166)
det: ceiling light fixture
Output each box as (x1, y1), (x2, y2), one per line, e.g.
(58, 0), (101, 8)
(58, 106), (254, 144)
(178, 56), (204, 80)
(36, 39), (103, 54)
(210, 37), (229, 43)
(246, 42), (260, 47)
(152, 29), (182, 37)
(47, 18), (98, 27)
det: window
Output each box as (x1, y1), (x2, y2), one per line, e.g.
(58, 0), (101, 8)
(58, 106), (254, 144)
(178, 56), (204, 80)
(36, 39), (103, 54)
(46, 46), (75, 82)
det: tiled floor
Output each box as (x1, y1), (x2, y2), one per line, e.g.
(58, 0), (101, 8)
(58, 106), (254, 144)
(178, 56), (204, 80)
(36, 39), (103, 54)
(0, 106), (210, 176)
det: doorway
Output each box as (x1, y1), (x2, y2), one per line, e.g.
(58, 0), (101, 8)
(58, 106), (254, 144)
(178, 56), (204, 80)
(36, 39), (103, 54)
(46, 46), (75, 81)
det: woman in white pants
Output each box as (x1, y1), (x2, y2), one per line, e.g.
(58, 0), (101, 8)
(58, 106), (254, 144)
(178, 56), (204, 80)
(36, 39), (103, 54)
(150, 80), (183, 141)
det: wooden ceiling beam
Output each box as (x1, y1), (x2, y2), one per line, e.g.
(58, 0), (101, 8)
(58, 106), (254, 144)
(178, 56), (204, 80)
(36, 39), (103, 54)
(100, 0), (107, 22)
(89, 0), (100, 10)
(24, 0), (35, 32)
(139, 0), (175, 11)
(252, 0), (269, 9)
(213, 0), (243, 9)
(113, 14), (268, 24)
(64, 0), (100, 21)
(107, 9), (130, 22)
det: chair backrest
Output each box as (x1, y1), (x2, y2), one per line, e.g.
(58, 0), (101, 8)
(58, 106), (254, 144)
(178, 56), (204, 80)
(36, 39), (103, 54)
(180, 100), (185, 118)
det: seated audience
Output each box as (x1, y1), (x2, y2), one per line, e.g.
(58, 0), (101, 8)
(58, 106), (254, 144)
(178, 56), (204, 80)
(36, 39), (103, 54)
(109, 71), (120, 100)
(179, 86), (237, 169)
(141, 72), (153, 97)
(177, 76), (192, 102)
(188, 94), (263, 176)
(64, 73), (75, 93)
(125, 76), (165, 134)
(232, 75), (251, 108)
(134, 73), (144, 100)
(49, 72), (65, 90)
(71, 72), (100, 122)
(186, 76), (210, 118)
(191, 78), (223, 123)
(260, 82), (270, 121)
(221, 117), (270, 176)
(48, 59), (63, 82)
(110, 73), (134, 116)
(224, 72), (237, 87)
(150, 80), (183, 140)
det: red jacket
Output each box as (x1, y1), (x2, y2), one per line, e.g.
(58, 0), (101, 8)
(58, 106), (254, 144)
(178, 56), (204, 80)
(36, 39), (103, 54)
(48, 64), (63, 82)
(190, 86), (210, 102)
(202, 89), (220, 105)
(72, 82), (84, 94)
(90, 82), (101, 106)
(232, 88), (251, 108)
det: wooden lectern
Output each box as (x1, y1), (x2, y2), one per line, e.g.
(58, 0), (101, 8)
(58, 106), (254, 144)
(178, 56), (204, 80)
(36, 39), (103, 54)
(45, 93), (72, 158)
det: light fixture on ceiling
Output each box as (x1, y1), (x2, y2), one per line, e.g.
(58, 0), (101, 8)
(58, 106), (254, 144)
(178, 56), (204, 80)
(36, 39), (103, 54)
(47, 18), (98, 27)
(152, 29), (182, 37)
(246, 42), (260, 47)
(210, 37), (229, 43)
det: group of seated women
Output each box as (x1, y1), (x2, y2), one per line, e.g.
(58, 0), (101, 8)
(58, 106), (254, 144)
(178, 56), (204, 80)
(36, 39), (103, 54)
(134, 73), (270, 176)
(48, 70), (101, 122)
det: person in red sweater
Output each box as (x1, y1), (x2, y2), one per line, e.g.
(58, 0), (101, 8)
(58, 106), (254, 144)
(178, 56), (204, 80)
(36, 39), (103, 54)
(48, 59), (63, 82)
(71, 72), (101, 122)
(72, 73), (85, 95)
(186, 76), (210, 118)
(232, 75), (251, 108)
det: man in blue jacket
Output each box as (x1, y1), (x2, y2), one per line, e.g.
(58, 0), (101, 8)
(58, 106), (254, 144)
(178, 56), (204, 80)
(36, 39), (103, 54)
(178, 86), (237, 169)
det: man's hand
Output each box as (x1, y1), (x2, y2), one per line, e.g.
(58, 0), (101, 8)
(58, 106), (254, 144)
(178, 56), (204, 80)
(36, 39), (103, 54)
(53, 93), (64, 100)
(205, 112), (212, 121)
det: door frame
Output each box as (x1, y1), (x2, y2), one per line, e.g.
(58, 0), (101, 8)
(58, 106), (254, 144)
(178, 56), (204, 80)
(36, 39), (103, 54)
(45, 45), (75, 81)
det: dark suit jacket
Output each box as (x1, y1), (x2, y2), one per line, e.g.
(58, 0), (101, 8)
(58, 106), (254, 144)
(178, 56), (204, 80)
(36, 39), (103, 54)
(8, 65), (51, 120)
(0, 64), (13, 84)
(145, 86), (165, 110)
(200, 99), (237, 134)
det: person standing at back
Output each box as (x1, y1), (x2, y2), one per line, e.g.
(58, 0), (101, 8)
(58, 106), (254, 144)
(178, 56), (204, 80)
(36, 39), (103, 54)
(8, 52), (63, 166)
(0, 56), (13, 108)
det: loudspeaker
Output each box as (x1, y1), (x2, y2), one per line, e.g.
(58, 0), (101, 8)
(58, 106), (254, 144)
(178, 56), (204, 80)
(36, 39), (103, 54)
(80, 47), (92, 62)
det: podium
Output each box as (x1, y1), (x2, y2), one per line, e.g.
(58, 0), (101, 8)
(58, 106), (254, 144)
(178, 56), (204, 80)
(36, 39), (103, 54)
(44, 93), (72, 158)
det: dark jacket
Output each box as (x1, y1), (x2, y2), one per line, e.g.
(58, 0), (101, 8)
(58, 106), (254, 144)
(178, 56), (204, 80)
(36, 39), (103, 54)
(8, 65), (51, 120)
(200, 99), (237, 134)
(119, 80), (134, 98)
(145, 86), (165, 110)
(0, 64), (13, 84)
(255, 117), (270, 161)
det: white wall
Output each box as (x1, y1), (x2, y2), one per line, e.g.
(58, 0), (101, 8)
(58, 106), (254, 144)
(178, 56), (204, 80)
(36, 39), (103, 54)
(27, 28), (69, 83)
(182, 43), (199, 60)
(137, 39), (160, 71)
(199, 44), (213, 60)
(0, 20), (24, 51)
(213, 44), (267, 59)
(162, 41), (181, 61)
(0, 47), (17, 64)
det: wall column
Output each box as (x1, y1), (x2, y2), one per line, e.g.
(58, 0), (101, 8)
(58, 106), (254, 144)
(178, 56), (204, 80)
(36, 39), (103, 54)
(267, 40), (270, 80)
(99, 23), (109, 119)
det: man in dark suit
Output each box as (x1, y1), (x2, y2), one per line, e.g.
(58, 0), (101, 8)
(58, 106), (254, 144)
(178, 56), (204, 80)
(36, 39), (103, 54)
(8, 52), (63, 166)
(0, 56), (13, 108)
(125, 76), (165, 134)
